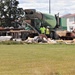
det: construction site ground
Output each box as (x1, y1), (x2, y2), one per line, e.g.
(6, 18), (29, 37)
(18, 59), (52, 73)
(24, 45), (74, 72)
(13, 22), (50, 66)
(24, 36), (75, 44)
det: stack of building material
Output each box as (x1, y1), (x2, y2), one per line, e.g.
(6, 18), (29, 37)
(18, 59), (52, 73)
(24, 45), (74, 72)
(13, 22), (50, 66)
(56, 30), (67, 37)
(0, 36), (12, 41)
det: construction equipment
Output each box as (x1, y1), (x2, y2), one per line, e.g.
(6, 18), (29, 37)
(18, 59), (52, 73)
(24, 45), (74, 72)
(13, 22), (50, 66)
(24, 9), (75, 40)
(24, 9), (61, 39)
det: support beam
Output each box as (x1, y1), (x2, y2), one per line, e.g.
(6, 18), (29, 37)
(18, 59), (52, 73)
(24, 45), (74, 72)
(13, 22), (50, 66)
(49, 0), (51, 13)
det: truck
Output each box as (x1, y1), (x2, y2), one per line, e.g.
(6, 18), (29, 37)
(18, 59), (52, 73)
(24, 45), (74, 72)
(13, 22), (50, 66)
(23, 9), (63, 39)
(23, 9), (75, 40)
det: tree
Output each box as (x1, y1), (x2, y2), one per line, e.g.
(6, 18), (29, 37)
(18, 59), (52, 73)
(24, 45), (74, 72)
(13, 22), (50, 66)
(0, 0), (24, 27)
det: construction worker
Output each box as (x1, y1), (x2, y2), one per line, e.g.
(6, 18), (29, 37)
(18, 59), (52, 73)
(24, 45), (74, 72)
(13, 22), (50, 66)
(40, 26), (46, 34)
(45, 26), (50, 38)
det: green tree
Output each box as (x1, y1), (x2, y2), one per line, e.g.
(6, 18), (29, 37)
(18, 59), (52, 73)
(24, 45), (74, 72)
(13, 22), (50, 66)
(0, 0), (24, 27)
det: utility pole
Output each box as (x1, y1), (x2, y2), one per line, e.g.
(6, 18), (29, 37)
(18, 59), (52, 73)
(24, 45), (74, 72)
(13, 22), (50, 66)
(49, 0), (51, 13)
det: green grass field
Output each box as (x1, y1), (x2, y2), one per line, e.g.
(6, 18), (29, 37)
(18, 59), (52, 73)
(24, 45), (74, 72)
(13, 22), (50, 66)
(0, 44), (75, 75)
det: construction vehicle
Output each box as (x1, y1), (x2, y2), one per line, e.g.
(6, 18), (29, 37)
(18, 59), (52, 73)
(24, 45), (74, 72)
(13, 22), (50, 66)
(24, 9), (61, 39)
(24, 9), (75, 40)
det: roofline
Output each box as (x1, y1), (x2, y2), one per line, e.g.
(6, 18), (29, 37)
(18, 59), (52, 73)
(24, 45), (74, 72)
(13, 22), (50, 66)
(61, 13), (75, 18)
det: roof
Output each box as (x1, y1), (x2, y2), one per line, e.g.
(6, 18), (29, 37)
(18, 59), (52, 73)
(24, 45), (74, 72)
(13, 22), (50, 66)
(61, 13), (75, 18)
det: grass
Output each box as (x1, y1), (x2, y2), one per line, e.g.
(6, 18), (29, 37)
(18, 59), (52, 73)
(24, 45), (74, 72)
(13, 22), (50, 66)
(0, 44), (75, 75)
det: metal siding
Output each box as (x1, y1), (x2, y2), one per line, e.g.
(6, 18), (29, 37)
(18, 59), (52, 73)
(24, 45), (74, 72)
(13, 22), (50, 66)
(60, 18), (67, 30)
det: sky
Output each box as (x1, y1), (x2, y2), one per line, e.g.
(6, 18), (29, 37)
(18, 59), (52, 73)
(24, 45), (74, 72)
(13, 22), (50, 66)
(18, 0), (75, 16)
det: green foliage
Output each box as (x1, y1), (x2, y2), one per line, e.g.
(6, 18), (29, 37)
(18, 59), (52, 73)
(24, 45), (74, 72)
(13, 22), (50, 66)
(0, 0), (24, 27)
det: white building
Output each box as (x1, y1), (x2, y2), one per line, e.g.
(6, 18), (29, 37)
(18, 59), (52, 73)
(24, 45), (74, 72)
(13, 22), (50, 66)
(61, 14), (75, 32)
